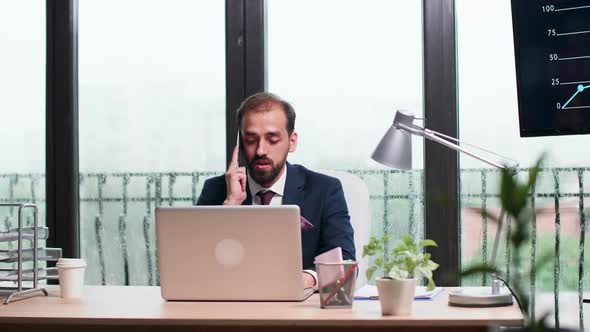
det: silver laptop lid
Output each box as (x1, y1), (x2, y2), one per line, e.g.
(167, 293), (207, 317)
(156, 205), (304, 301)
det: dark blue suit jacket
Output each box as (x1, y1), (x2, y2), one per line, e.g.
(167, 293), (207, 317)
(196, 162), (356, 270)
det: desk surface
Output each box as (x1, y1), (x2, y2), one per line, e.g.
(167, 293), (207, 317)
(0, 286), (523, 331)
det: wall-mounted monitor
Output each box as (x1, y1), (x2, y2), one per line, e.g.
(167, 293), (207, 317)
(511, 1), (590, 137)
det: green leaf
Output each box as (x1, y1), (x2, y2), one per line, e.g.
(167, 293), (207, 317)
(380, 234), (391, 245)
(363, 236), (383, 257)
(500, 167), (521, 217)
(415, 265), (432, 279)
(366, 266), (377, 280)
(426, 260), (439, 271)
(419, 239), (438, 247)
(464, 206), (501, 224)
(374, 256), (384, 268)
(425, 275), (436, 291)
(460, 264), (500, 278)
(401, 235), (416, 252)
(525, 156), (544, 194)
(389, 265), (409, 280)
(383, 261), (395, 275)
(392, 245), (408, 255)
(531, 251), (553, 276)
(395, 250), (413, 258)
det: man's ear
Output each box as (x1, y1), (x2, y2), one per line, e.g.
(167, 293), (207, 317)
(288, 131), (298, 153)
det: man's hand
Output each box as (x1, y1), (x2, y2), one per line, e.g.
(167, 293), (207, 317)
(302, 272), (316, 289)
(223, 146), (247, 205)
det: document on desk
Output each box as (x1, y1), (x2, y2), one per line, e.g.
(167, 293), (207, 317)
(354, 284), (444, 300)
(314, 247), (344, 289)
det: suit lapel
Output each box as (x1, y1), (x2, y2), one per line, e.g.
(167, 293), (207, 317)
(283, 162), (305, 206)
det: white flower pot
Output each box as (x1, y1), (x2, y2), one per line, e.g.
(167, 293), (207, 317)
(376, 277), (417, 315)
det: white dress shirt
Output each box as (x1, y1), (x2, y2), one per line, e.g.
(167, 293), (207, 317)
(248, 167), (287, 206)
(248, 167), (318, 290)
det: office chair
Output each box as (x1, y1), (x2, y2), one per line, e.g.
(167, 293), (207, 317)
(319, 170), (371, 289)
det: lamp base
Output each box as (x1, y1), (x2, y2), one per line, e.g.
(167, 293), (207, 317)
(448, 287), (514, 307)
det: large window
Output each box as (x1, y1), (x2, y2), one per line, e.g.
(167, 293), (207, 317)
(0, 2), (46, 242)
(79, 0), (225, 285)
(457, 0), (590, 328)
(267, 0), (424, 249)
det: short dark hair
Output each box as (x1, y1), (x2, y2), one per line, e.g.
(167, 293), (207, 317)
(236, 92), (296, 135)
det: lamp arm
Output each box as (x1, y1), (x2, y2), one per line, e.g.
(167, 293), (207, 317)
(395, 123), (507, 170)
(423, 129), (507, 170)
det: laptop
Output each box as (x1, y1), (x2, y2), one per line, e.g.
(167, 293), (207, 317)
(156, 205), (314, 301)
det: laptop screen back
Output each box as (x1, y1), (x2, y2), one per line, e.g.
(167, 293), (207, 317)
(156, 205), (304, 301)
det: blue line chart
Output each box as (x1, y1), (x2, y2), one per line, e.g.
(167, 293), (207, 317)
(561, 84), (590, 109)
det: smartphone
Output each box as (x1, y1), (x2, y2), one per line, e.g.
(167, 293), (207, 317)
(236, 130), (247, 169)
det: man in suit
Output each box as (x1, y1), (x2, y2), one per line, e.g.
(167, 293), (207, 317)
(197, 92), (355, 289)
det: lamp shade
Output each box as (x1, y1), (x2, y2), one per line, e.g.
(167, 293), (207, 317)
(371, 111), (415, 170)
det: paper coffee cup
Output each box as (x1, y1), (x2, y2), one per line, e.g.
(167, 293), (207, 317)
(57, 258), (87, 299)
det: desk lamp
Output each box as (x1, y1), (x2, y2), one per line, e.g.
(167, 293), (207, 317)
(371, 110), (515, 307)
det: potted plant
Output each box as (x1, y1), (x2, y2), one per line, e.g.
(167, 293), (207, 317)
(363, 235), (438, 315)
(463, 156), (579, 331)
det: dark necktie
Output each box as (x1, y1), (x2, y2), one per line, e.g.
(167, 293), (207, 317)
(256, 190), (275, 205)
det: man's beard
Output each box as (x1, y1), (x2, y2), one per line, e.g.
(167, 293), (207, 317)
(248, 156), (286, 187)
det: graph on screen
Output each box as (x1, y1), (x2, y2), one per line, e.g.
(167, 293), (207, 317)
(512, 1), (590, 136)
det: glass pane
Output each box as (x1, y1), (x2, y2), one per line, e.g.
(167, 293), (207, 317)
(267, 0), (424, 283)
(79, 0), (225, 286)
(0, 1), (46, 259)
(457, 0), (589, 328)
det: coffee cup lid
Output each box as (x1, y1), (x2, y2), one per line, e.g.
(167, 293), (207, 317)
(56, 258), (87, 267)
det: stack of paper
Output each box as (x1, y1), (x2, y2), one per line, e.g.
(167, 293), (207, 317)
(354, 284), (444, 300)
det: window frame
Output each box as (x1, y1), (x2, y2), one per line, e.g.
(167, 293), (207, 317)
(46, 0), (461, 284)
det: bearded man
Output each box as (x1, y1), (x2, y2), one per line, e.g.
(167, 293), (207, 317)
(197, 92), (355, 290)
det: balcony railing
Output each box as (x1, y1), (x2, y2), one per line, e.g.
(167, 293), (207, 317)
(0, 167), (588, 328)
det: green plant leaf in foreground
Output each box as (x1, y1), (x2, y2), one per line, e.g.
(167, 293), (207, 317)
(460, 264), (501, 279)
(463, 155), (551, 326)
